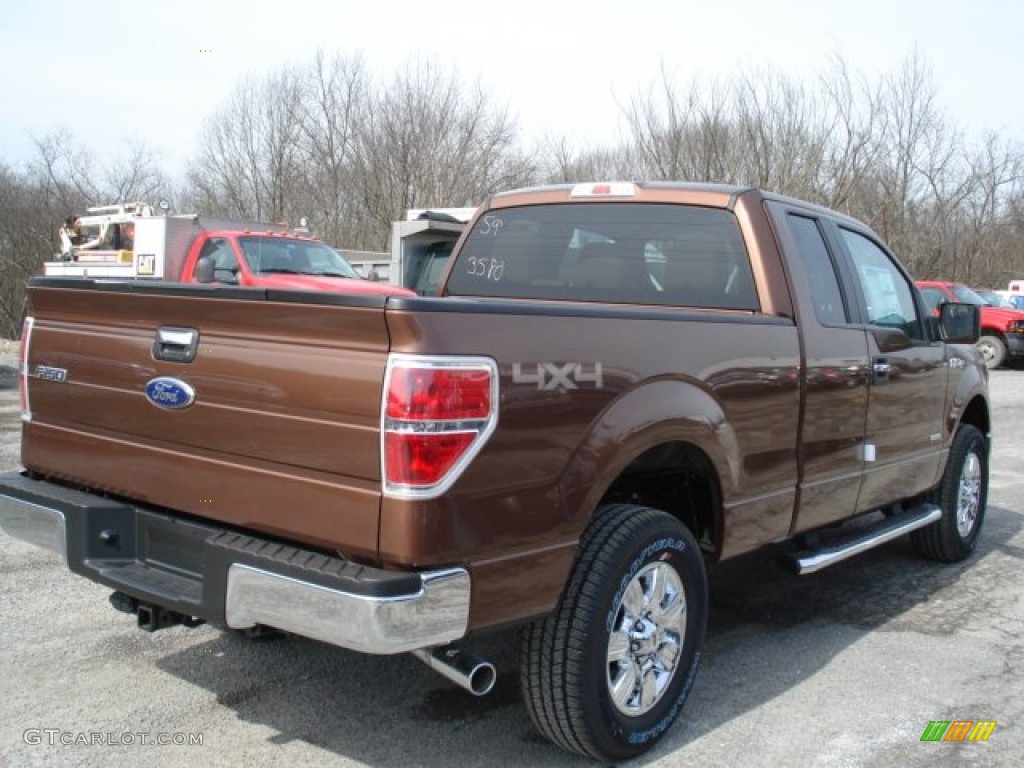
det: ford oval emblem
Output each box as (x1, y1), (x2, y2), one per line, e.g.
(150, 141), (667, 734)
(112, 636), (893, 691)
(144, 377), (196, 410)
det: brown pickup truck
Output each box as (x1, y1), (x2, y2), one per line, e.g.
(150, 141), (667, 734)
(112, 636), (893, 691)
(0, 182), (989, 761)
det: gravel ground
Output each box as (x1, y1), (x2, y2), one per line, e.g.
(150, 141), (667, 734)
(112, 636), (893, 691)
(0, 347), (18, 471)
(0, 360), (1021, 767)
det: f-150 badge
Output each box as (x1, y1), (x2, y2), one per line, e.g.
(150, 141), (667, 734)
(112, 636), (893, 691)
(144, 377), (196, 410)
(34, 365), (67, 383)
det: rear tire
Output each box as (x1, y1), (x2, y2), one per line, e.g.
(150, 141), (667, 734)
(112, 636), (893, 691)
(911, 424), (987, 562)
(520, 504), (707, 761)
(975, 335), (1005, 369)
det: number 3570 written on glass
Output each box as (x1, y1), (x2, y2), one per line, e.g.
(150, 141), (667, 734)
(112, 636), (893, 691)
(465, 257), (505, 281)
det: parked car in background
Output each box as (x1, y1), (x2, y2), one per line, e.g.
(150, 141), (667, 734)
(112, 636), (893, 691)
(1004, 293), (1024, 311)
(975, 289), (1016, 309)
(981, 289), (1024, 311)
(917, 281), (1024, 368)
(47, 201), (414, 298)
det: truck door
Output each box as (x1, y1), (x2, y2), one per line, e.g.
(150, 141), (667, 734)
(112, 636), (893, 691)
(827, 225), (949, 512)
(768, 205), (871, 533)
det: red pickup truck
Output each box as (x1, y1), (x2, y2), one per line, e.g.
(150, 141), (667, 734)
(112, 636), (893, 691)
(183, 229), (408, 296)
(47, 212), (410, 297)
(917, 280), (1024, 368)
(1, 182), (989, 761)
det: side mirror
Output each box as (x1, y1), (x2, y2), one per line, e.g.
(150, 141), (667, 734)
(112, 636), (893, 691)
(194, 257), (215, 284)
(938, 302), (980, 344)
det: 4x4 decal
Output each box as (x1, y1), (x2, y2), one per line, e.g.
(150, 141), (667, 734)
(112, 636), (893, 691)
(512, 362), (604, 392)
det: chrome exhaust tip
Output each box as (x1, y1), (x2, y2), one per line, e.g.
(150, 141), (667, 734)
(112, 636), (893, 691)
(412, 647), (497, 696)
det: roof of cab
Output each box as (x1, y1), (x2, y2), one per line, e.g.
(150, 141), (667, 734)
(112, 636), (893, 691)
(486, 181), (752, 210)
(484, 180), (872, 232)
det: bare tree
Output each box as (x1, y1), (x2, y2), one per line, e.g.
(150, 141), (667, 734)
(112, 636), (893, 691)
(29, 129), (102, 209)
(292, 51), (371, 246)
(0, 163), (52, 337)
(354, 60), (534, 247)
(0, 130), (174, 338)
(624, 70), (737, 182)
(624, 64), (833, 194)
(866, 50), (952, 266)
(813, 56), (883, 212)
(103, 139), (170, 204)
(537, 135), (637, 184)
(189, 66), (306, 222)
(613, 50), (1024, 289)
(727, 68), (829, 196)
(951, 133), (1024, 284)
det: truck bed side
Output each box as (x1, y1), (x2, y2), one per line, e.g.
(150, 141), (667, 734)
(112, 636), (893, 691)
(381, 297), (801, 627)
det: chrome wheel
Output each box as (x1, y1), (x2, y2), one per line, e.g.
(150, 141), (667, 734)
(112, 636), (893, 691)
(975, 336), (1005, 369)
(957, 449), (982, 538)
(977, 341), (996, 364)
(606, 561), (687, 716)
(521, 505), (707, 760)
(911, 424), (987, 563)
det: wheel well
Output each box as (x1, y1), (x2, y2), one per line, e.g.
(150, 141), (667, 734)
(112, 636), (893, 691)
(599, 441), (720, 558)
(959, 395), (990, 437)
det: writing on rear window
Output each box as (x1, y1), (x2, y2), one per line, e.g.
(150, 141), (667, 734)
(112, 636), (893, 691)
(478, 214), (505, 237)
(465, 256), (505, 281)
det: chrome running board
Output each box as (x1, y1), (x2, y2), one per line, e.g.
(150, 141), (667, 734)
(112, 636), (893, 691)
(781, 504), (942, 575)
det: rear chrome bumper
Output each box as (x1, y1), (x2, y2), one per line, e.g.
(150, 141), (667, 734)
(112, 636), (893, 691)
(223, 564), (470, 653)
(0, 472), (469, 654)
(0, 497), (67, 559)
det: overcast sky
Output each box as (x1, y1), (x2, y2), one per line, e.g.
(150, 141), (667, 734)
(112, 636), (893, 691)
(2, 0), (1022, 179)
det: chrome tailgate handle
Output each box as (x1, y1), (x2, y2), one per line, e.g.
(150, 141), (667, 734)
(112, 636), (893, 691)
(153, 327), (199, 363)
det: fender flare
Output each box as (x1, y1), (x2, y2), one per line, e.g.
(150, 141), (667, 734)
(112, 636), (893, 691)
(556, 376), (736, 538)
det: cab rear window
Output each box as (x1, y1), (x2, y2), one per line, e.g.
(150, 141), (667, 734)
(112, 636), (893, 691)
(445, 203), (758, 310)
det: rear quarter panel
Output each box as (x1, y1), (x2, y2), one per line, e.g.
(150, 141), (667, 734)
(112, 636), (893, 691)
(381, 300), (801, 628)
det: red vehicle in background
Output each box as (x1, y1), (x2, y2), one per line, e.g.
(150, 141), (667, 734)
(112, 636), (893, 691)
(49, 202), (413, 298)
(917, 280), (1024, 368)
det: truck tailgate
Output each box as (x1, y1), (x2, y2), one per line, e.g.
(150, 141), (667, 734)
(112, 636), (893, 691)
(22, 281), (390, 559)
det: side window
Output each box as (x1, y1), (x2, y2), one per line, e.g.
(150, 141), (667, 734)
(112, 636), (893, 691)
(919, 287), (946, 313)
(787, 214), (847, 325)
(415, 243), (454, 295)
(196, 238), (239, 282)
(840, 229), (924, 340)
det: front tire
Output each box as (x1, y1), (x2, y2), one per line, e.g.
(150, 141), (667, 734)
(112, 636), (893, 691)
(520, 504), (707, 761)
(976, 335), (1006, 369)
(911, 424), (988, 561)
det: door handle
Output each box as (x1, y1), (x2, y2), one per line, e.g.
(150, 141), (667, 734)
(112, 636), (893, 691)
(153, 327), (199, 363)
(872, 359), (892, 385)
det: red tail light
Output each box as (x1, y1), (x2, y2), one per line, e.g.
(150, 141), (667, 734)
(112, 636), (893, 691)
(382, 355), (498, 497)
(385, 432), (476, 486)
(19, 317), (34, 421)
(386, 367), (491, 421)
